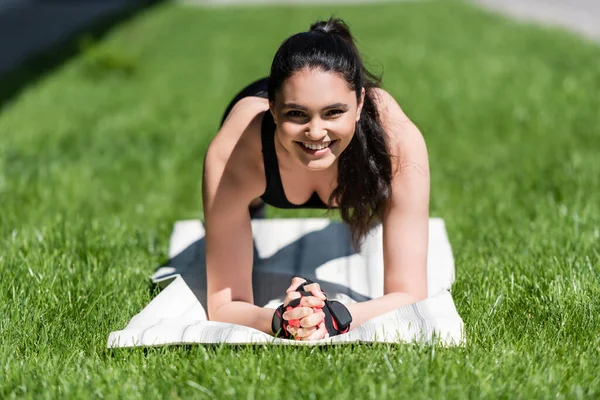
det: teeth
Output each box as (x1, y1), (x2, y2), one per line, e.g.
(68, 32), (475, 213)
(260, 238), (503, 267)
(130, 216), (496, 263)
(302, 142), (331, 150)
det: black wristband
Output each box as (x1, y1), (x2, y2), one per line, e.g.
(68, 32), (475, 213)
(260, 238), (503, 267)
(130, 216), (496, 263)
(323, 300), (352, 335)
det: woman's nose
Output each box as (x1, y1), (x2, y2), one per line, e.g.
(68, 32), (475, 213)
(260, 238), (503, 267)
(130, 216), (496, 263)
(305, 119), (326, 140)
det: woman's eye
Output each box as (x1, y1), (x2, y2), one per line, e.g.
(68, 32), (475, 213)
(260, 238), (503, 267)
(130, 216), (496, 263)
(286, 111), (306, 118)
(326, 110), (344, 117)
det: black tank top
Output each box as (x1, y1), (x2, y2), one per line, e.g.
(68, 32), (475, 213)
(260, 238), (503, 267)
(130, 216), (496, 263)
(259, 111), (330, 209)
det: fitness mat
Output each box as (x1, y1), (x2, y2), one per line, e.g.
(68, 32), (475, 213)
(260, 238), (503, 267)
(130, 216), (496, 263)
(108, 218), (464, 347)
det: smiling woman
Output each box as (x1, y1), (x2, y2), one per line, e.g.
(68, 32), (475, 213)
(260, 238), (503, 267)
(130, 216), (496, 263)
(202, 17), (430, 342)
(274, 69), (359, 171)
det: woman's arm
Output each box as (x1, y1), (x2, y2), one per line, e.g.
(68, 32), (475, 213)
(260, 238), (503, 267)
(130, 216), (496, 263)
(202, 104), (274, 334)
(344, 89), (430, 330)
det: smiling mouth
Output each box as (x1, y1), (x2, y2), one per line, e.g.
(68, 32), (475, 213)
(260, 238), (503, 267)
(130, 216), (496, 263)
(296, 140), (337, 151)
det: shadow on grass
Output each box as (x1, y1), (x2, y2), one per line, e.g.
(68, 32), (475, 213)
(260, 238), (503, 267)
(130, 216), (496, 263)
(0, 0), (164, 110)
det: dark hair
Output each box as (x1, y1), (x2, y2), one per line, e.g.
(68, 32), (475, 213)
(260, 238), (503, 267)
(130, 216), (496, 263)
(267, 17), (392, 250)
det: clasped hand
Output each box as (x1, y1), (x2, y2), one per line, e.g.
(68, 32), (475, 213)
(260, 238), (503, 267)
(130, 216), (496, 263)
(282, 277), (330, 341)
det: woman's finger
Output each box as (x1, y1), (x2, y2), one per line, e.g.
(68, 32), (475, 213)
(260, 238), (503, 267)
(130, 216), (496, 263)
(283, 306), (314, 321)
(303, 282), (320, 292)
(300, 311), (325, 328)
(294, 326), (318, 340)
(303, 283), (327, 300)
(286, 325), (317, 339)
(286, 325), (298, 337)
(283, 294), (325, 310)
(283, 291), (301, 306)
(301, 296), (325, 308)
(303, 322), (328, 341)
(286, 277), (306, 293)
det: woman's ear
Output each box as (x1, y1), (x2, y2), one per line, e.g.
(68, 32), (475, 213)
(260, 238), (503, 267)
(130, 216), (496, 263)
(356, 87), (365, 122)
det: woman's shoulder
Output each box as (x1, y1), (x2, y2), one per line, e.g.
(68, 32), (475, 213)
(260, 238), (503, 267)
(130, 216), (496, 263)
(220, 96), (269, 129)
(369, 87), (429, 174)
(205, 97), (269, 197)
(370, 87), (410, 126)
(210, 96), (268, 154)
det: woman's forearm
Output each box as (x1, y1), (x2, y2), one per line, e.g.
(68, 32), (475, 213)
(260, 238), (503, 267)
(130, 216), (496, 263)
(210, 294), (420, 337)
(344, 292), (420, 331)
(210, 301), (275, 335)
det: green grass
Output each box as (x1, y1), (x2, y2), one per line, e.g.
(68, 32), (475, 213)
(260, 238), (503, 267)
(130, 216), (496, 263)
(1, 0), (600, 398)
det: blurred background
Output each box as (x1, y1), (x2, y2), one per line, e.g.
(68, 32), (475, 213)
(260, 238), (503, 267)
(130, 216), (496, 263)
(0, 0), (159, 105)
(3, 0), (599, 111)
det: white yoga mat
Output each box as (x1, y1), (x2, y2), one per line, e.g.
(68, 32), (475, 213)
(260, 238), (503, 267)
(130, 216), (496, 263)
(107, 218), (464, 347)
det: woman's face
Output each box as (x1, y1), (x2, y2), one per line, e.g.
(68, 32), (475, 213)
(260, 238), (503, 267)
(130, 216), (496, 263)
(270, 68), (364, 171)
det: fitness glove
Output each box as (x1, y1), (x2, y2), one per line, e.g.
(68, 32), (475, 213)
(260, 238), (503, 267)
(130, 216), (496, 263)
(271, 278), (352, 340)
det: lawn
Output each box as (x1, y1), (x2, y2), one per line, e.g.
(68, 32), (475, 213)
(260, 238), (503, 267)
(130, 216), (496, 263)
(1, 0), (599, 398)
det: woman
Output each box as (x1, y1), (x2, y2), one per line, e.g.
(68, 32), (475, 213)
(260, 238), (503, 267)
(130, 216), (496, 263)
(202, 18), (430, 341)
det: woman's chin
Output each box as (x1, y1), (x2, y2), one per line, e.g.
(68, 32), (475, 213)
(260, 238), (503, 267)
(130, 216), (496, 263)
(303, 155), (337, 171)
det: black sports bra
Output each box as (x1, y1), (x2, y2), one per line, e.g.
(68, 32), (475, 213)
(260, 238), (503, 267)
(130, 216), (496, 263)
(259, 111), (331, 209)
